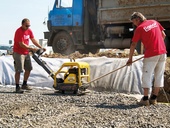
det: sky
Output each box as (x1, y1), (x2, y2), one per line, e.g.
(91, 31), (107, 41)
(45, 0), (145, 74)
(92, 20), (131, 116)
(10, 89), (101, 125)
(0, 0), (54, 45)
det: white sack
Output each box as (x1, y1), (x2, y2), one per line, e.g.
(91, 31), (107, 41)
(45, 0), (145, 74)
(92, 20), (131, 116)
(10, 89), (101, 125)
(0, 55), (143, 94)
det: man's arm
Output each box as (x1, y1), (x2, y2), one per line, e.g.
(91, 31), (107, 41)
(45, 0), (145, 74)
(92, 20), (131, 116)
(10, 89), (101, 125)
(19, 41), (37, 52)
(162, 31), (166, 39)
(30, 38), (46, 52)
(30, 38), (42, 49)
(126, 42), (137, 65)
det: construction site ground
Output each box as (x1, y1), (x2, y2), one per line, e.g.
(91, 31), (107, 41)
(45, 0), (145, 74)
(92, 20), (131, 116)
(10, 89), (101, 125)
(42, 50), (170, 103)
(0, 50), (170, 127)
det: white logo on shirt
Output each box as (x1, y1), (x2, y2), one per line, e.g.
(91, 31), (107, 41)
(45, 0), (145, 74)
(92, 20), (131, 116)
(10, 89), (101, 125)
(143, 22), (158, 32)
(24, 35), (30, 40)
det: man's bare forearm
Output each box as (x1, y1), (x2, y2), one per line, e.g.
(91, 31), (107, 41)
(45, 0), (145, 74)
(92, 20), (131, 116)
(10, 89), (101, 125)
(129, 42), (137, 59)
(31, 38), (42, 48)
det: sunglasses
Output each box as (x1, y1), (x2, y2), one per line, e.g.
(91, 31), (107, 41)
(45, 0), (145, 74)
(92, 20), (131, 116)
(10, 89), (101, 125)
(25, 25), (30, 28)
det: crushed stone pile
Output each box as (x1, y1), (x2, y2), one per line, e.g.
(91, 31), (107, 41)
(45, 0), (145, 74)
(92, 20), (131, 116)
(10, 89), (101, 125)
(42, 49), (138, 59)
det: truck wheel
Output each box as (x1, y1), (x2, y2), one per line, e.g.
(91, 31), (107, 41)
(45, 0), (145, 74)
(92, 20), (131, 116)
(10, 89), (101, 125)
(52, 31), (76, 55)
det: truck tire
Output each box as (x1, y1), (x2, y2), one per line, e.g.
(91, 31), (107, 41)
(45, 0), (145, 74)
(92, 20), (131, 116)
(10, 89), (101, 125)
(52, 31), (76, 55)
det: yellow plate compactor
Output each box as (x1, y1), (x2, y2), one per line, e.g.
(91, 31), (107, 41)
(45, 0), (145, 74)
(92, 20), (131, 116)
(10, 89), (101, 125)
(32, 49), (90, 94)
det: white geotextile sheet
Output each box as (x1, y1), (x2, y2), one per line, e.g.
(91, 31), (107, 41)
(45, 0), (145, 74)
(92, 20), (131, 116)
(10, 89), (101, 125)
(0, 55), (143, 94)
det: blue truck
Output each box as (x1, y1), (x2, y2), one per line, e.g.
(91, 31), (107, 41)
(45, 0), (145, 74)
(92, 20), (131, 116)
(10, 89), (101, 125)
(44, 0), (170, 55)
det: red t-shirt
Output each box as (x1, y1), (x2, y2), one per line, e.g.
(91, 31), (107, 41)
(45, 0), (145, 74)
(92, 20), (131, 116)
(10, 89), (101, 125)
(13, 27), (34, 55)
(132, 20), (166, 58)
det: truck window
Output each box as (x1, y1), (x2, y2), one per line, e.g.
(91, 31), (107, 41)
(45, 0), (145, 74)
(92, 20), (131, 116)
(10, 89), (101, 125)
(56, 0), (73, 8)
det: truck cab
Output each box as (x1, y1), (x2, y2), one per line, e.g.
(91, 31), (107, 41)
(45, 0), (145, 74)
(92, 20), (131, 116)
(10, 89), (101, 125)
(48, 0), (83, 27)
(45, 0), (87, 55)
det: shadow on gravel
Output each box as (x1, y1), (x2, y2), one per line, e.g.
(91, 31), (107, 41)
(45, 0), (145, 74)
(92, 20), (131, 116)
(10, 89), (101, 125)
(0, 91), (15, 94)
(0, 91), (31, 94)
(42, 90), (87, 96)
(95, 103), (140, 110)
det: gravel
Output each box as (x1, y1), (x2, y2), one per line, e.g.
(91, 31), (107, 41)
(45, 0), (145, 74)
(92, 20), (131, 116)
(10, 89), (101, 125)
(0, 86), (170, 128)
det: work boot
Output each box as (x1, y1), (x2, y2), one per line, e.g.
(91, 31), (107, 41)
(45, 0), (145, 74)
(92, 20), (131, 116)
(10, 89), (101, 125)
(16, 86), (24, 93)
(149, 99), (157, 105)
(137, 98), (150, 106)
(149, 94), (157, 105)
(21, 85), (32, 90)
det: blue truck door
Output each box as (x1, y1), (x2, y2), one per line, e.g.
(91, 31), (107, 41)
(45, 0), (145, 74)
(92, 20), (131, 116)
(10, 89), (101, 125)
(49, 0), (73, 26)
(72, 0), (83, 26)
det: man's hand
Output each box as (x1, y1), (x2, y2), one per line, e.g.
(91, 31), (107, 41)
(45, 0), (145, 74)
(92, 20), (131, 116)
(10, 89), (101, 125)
(126, 42), (137, 66)
(29, 47), (38, 53)
(42, 48), (46, 52)
(126, 58), (133, 66)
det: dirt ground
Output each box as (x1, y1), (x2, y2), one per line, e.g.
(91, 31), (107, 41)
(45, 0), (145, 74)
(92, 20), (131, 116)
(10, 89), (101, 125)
(42, 50), (170, 103)
(158, 57), (170, 103)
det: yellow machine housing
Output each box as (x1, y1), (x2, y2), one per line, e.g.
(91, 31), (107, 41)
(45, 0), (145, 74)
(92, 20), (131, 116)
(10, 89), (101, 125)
(53, 61), (90, 93)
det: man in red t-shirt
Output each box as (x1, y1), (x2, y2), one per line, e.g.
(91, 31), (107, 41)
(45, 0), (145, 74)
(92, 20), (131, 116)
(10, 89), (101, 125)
(13, 18), (46, 93)
(126, 12), (167, 106)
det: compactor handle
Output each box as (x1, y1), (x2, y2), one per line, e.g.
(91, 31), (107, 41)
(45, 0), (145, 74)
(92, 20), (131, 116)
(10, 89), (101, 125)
(35, 49), (44, 57)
